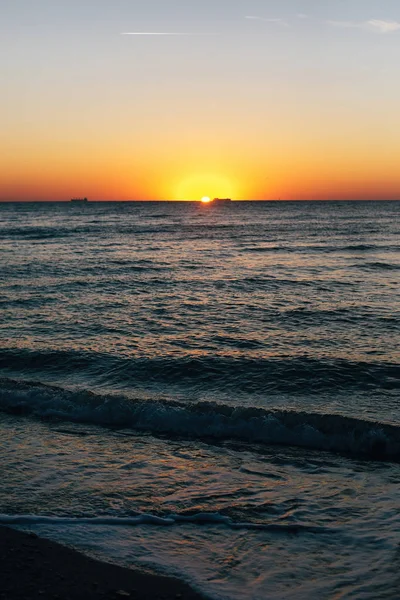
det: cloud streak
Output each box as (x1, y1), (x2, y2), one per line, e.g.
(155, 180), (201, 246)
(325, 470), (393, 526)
(327, 19), (400, 34)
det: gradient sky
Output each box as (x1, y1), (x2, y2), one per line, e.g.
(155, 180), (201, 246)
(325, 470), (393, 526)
(1, 0), (400, 200)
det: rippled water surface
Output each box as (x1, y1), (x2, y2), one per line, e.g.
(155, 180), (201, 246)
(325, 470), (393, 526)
(1, 201), (399, 599)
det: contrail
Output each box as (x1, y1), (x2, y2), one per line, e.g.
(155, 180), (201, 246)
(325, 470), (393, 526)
(121, 32), (211, 36)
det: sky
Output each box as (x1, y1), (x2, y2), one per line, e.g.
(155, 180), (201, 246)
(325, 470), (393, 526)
(1, 0), (400, 201)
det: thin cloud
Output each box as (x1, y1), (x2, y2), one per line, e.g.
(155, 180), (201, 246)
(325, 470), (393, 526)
(245, 16), (289, 27)
(327, 19), (400, 33)
(366, 19), (400, 33)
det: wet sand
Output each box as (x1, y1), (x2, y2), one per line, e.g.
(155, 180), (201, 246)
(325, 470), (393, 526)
(0, 526), (205, 600)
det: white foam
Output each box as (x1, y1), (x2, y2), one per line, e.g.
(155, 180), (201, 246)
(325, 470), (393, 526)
(0, 512), (328, 534)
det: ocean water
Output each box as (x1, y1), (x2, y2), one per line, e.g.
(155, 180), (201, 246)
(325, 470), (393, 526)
(0, 200), (399, 599)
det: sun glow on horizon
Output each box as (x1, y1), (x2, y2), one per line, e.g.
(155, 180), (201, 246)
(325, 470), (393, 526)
(173, 173), (238, 201)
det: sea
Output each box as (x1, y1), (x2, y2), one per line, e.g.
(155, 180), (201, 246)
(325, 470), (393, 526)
(0, 200), (399, 599)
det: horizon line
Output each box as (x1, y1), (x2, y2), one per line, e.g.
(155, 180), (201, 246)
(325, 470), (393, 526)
(1, 199), (399, 203)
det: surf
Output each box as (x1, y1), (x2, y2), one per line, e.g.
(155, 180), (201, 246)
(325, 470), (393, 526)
(1, 377), (399, 460)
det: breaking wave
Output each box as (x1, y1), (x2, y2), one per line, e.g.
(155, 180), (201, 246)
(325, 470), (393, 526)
(1, 378), (399, 460)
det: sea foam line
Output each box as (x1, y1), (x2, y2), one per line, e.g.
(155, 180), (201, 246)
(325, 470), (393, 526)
(0, 513), (330, 535)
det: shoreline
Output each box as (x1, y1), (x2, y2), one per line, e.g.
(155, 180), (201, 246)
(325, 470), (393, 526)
(0, 526), (206, 600)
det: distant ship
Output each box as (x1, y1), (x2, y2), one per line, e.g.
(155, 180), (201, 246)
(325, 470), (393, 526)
(70, 197), (88, 203)
(213, 198), (232, 202)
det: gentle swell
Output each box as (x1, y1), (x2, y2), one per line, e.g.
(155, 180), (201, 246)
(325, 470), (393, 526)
(0, 349), (398, 395)
(0, 378), (399, 460)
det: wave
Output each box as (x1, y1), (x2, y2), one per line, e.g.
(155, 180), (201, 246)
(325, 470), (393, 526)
(357, 261), (400, 272)
(0, 378), (399, 460)
(241, 243), (400, 254)
(0, 226), (73, 240)
(0, 349), (398, 395)
(0, 512), (330, 535)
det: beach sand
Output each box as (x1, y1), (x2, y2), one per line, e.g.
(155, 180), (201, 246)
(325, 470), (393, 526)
(0, 526), (205, 600)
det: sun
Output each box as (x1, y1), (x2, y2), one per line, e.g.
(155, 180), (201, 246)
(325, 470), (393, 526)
(173, 173), (237, 201)
(201, 196), (211, 203)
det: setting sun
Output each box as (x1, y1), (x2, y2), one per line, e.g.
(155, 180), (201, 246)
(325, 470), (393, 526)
(173, 173), (238, 201)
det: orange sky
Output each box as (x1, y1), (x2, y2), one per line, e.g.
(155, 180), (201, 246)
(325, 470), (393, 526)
(1, 1), (400, 201)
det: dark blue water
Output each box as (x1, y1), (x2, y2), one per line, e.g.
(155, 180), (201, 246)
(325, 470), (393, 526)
(1, 201), (399, 599)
